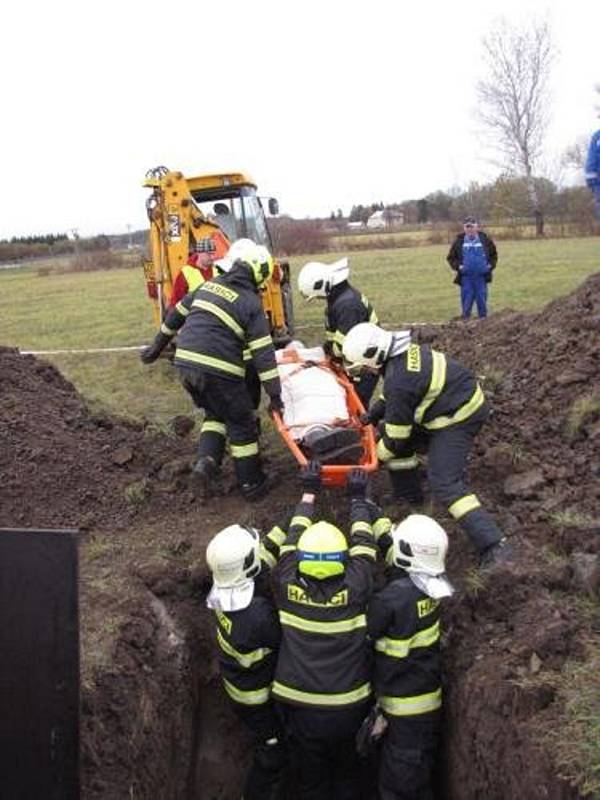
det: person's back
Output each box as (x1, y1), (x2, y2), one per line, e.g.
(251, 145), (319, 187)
(367, 513), (453, 800)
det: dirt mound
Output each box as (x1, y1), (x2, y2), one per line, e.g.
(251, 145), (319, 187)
(1, 274), (599, 799)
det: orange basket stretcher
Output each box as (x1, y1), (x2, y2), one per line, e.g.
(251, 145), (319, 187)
(271, 349), (378, 487)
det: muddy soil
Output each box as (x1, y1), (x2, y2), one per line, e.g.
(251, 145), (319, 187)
(1, 273), (599, 799)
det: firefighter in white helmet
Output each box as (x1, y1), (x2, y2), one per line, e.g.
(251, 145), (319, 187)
(205, 523), (286, 799)
(297, 257), (380, 408)
(342, 322), (512, 569)
(267, 460), (378, 799)
(366, 511), (453, 800)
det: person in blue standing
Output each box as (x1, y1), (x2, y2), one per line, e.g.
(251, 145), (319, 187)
(585, 128), (600, 217)
(446, 216), (498, 319)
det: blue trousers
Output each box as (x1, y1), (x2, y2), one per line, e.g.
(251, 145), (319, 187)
(592, 185), (600, 218)
(460, 273), (488, 318)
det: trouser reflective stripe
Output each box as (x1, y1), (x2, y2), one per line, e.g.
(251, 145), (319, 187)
(197, 416), (227, 465)
(230, 441), (260, 459)
(448, 494), (481, 519)
(387, 454), (419, 471)
(379, 688), (442, 716)
(272, 680), (371, 706)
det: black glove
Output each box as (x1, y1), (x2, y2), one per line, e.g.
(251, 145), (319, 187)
(392, 468), (424, 505)
(140, 332), (171, 364)
(268, 394), (284, 416)
(347, 468), (369, 500)
(359, 411), (376, 426)
(300, 459), (322, 494)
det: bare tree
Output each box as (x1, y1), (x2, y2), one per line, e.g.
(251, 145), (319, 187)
(476, 18), (556, 236)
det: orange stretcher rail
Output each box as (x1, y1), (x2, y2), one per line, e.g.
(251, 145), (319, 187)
(271, 351), (378, 487)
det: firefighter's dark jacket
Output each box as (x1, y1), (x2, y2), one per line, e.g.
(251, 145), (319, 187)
(160, 265), (281, 400)
(269, 498), (378, 709)
(325, 281), (378, 360)
(367, 517), (442, 718)
(371, 344), (485, 465)
(211, 574), (280, 709)
(446, 231), (497, 285)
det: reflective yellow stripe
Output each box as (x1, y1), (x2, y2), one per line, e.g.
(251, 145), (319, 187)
(279, 610), (367, 634)
(259, 367), (279, 382)
(325, 331), (335, 341)
(375, 621), (440, 659)
(182, 265), (204, 292)
(175, 301), (190, 316)
(222, 678), (271, 706)
(414, 351), (447, 424)
(384, 422), (412, 440)
(230, 441), (259, 458)
(191, 299), (244, 338)
(243, 348), (251, 361)
(369, 310), (378, 323)
(448, 494), (481, 520)
(272, 680), (371, 707)
(379, 688), (442, 716)
(373, 517), (392, 541)
(248, 335), (272, 352)
(280, 544), (296, 555)
(259, 545), (277, 569)
(349, 545), (376, 559)
(377, 439), (395, 462)
(387, 455), (419, 471)
(175, 349), (245, 377)
(160, 322), (176, 336)
(424, 384), (485, 430)
(350, 521), (372, 535)
(291, 516), (312, 530)
(201, 420), (226, 435)
(217, 629), (272, 668)
(266, 526), (286, 546)
(333, 330), (346, 345)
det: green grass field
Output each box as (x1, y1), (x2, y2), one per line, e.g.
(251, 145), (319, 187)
(2, 237), (598, 424)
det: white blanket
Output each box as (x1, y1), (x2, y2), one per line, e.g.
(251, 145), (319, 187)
(276, 346), (349, 440)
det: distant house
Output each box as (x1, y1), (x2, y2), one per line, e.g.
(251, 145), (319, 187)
(367, 209), (404, 229)
(347, 221), (364, 230)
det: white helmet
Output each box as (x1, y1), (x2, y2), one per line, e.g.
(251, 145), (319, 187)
(298, 257), (349, 300)
(342, 322), (392, 376)
(390, 515), (448, 575)
(205, 524), (261, 611)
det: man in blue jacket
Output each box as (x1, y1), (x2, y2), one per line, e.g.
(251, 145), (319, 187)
(446, 217), (498, 319)
(585, 129), (600, 217)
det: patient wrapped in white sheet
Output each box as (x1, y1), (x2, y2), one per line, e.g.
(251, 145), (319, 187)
(276, 343), (349, 440)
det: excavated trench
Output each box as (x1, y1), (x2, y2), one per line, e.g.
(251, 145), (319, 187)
(3, 274), (599, 799)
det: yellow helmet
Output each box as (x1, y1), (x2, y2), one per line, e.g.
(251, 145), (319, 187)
(297, 521), (348, 579)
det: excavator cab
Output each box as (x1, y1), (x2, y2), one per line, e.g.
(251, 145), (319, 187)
(142, 167), (293, 345)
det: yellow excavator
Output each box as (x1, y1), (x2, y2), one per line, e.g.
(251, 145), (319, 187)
(142, 166), (293, 344)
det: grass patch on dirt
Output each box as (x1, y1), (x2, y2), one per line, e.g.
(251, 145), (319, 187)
(547, 641), (600, 797)
(564, 392), (600, 439)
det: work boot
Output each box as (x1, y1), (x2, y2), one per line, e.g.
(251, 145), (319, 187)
(478, 537), (514, 571)
(190, 456), (218, 498)
(241, 473), (280, 502)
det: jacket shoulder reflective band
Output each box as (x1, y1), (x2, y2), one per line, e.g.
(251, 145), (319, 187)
(191, 298), (245, 339)
(222, 677), (271, 705)
(379, 687), (442, 716)
(375, 620), (440, 658)
(272, 679), (371, 707)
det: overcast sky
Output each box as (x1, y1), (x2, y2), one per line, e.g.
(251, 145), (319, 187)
(2, 0), (598, 239)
